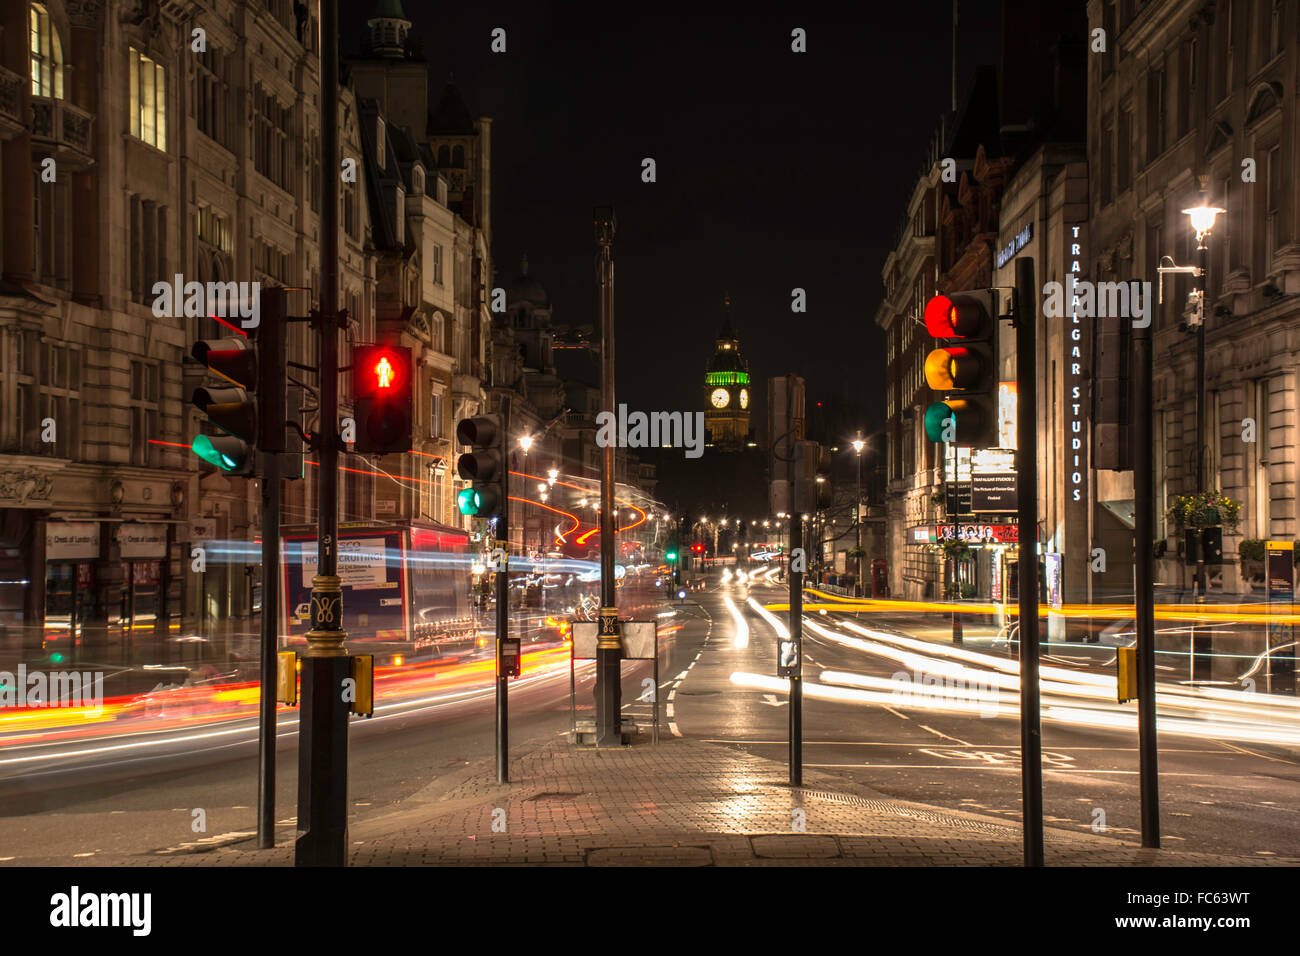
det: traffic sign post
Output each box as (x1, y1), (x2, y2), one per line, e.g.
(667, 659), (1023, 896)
(1266, 541), (1296, 695)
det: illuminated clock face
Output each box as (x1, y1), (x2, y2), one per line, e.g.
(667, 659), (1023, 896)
(739, 389), (749, 409)
(710, 388), (730, 408)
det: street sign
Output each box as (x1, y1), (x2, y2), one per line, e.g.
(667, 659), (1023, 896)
(971, 472), (1017, 512)
(499, 637), (521, 678)
(1266, 541), (1295, 693)
(778, 639), (799, 678)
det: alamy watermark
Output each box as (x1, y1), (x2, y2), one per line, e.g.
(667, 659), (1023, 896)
(151, 273), (260, 329)
(595, 404), (705, 459)
(890, 667), (1000, 718)
(1042, 275), (1154, 327)
(0, 665), (104, 714)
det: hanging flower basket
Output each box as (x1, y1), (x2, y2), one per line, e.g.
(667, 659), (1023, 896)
(1166, 491), (1241, 532)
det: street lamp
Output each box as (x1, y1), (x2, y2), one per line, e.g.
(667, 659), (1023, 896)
(1179, 196), (1225, 684)
(853, 433), (865, 596)
(1180, 198), (1224, 611)
(518, 434), (534, 453)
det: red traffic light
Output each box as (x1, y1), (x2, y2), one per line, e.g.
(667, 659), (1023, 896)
(352, 344), (413, 454)
(924, 293), (990, 339)
(367, 350), (405, 392)
(692, 543), (704, 553)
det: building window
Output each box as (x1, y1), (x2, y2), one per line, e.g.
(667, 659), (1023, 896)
(309, 133), (321, 213)
(1147, 67), (1166, 162)
(343, 180), (359, 239)
(254, 239), (288, 284)
(253, 85), (292, 191)
(33, 167), (71, 286)
(129, 194), (167, 305)
(1116, 108), (1132, 194)
(30, 342), (82, 459)
(432, 244), (443, 285)
(196, 205), (232, 254)
(430, 392), (443, 439)
(1101, 1), (1116, 75)
(129, 47), (167, 151)
(196, 44), (231, 149)
(29, 4), (64, 99)
(1101, 112), (1114, 206)
(1266, 145), (1282, 263)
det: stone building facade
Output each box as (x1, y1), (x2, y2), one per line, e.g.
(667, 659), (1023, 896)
(0, 0), (494, 670)
(1087, 0), (1300, 594)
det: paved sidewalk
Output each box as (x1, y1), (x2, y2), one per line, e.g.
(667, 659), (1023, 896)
(34, 732), (1292, 867)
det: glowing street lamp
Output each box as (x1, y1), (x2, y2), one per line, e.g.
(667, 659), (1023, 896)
(518, 434), (534, 452)
(1181, 203), (1225, 242)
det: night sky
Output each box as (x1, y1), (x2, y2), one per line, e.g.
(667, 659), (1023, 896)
(342, 0), (1002, 434)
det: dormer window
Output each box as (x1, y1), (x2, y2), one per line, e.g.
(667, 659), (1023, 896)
(30, 4), (64, 99)
(412, 165), (424, 195)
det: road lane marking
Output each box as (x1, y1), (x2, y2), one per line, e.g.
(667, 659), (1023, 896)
(918, 724), (970, 746)
(884, 707), (910, 720)
(1219, 740), (1300, 766)
(669, 722), (682, 737)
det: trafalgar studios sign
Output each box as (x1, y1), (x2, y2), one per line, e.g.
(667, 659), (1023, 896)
(1064, 221), (1089, 504)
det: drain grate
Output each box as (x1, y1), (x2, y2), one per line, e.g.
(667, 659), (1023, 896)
(800, 790), (1021, 837)
(525, 790), (585, 801)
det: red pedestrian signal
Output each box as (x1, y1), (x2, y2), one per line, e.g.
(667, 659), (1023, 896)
(352, 344), (413, 454)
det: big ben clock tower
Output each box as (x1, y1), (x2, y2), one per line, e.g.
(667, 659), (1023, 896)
(703, 295), (751, 451)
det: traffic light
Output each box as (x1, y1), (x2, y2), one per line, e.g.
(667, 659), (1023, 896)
(455, 414), (505, 518)
(692, 542), (704, 554)
(792, 440), (832, 512)
(191, 336), (257, 475)
(922, 290), (999, 448)
(353, 344), (413, 454)
(189, 287), (287, 476)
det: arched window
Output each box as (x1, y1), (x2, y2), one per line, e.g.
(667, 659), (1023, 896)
(412, 165), (425, 194)
(452, 145), (465, 168)
(437, 145), (450, 167)
(30, 4), (64, 99)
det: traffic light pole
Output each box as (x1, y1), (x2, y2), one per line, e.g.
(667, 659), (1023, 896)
(256, 289), (286, 850)
(496, 396), (511, 783)
(1014, 257), (1043, 867)
(1134, 274), (1162, 849)
(258, 450), (281, 849)
(296, 0), (350, 868)
(789, 510), (803, 787)
(595, 206), (621, 747)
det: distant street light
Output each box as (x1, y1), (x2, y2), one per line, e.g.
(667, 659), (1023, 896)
(518, 435), (534, 452)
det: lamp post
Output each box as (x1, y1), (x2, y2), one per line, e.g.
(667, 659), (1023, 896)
(853, 434), (865, 597)
(1181, 198), (1224, 681)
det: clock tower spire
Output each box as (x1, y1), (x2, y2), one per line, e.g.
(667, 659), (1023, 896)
(704, 293), (751, 451)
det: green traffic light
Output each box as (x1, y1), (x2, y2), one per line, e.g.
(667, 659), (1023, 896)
(457, 487), (483, 516)
(665, 551), (678, 562)
(49, 652), (65, 663)
(192, 434), (242, 471)
(924, 401), (954, 443)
